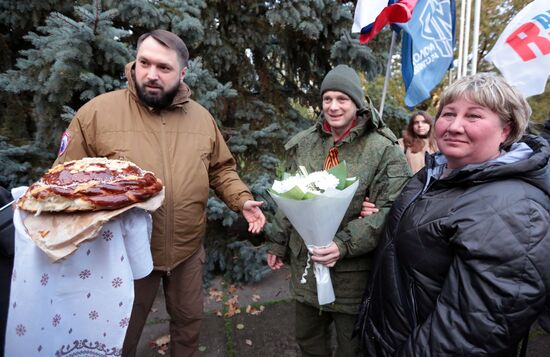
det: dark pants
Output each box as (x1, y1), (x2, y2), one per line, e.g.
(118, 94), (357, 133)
(122, 247), (205, 357)
(295, 301), (361, 357)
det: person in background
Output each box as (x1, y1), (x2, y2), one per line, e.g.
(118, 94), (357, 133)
(267, 64), (411, 356)
(356, 72), (550, 356)
(398, 111), (438, 174)
(55, 29), (266, 357)
(360, 112), (437, 218)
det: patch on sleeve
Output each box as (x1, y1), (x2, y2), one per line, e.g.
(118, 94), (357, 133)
(57, 130), (71, 157)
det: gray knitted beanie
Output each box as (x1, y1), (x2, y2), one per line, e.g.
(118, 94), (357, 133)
(320, 64), (366, 109)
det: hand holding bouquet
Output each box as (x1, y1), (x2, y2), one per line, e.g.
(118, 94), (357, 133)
(268, 162), (359, 305)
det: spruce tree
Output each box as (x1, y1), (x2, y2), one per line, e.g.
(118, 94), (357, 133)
(0, 0), (133, 187)
(0, 0), (402, 283)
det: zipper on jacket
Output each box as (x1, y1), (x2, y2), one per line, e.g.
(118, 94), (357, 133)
(159, 113), (174, 269)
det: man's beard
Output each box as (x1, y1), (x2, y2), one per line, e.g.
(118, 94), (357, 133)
(136, 80), (180, 109)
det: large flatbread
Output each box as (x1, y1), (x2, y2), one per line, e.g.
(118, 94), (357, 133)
(17, 157), (163, 214)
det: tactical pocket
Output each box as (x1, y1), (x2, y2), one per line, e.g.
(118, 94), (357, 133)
(381, 164), (410, 201)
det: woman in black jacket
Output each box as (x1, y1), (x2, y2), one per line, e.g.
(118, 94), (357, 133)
(356, 73), (550, 356)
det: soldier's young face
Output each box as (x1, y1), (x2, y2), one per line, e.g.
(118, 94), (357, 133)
(135, 37), (186, 108)
(322, 91), (357, 136)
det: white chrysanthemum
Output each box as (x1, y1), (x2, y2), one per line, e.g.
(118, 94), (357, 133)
(272, 170), (339, 194)
(304, 171), (339, 192)
(272, 175), (303, 193)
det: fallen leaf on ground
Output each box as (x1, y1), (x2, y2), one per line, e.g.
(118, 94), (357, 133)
(236, 323), (245, 330)
(245, 339), (253, 346)
(224, 296), (241, 317)
(208, 288), (224, 302)
(153, 334), (170, 345)
(198, 346), (207, 352)
(251, 294), (261, 302)
(228, 285), (238, 295)
(245, 305), (264, 315)
(150, 307), (158, 313)
(149, 334), (170, 355)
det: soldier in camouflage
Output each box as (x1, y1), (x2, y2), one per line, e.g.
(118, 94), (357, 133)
(267, 64), (411, 356)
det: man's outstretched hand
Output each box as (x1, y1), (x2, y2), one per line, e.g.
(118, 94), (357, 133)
(242, 200), (266, 234)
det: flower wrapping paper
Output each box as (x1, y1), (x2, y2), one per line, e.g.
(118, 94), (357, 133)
(268, 162), (359, 305)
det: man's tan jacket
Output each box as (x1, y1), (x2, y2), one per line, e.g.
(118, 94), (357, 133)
(55, 62), (253, 271)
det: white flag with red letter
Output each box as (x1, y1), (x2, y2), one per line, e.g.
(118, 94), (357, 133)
(485, 0), (550, 97)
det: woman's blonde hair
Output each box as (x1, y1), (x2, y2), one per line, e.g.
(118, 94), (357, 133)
(435, 73), (531, 148)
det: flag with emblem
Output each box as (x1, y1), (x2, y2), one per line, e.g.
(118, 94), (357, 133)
(398, 0), (456, 108)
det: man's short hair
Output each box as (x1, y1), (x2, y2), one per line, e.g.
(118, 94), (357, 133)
(137, 29), (189, 67)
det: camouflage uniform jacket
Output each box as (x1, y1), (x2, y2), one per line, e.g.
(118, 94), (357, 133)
(268, 107), (411, 314)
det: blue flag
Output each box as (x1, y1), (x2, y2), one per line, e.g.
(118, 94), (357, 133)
(398, 0), (456, 108)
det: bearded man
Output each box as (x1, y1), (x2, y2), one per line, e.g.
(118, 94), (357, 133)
(54, 29), (266, 357)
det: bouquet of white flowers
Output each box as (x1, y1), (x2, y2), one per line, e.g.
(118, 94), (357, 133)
(268, 161), (359, 305)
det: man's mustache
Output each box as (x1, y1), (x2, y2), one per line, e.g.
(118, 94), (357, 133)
(144, 80), (161, 88)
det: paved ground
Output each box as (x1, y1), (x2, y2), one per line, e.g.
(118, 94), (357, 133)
(135, 266), (550, 357)
(136, 266), (299, 357)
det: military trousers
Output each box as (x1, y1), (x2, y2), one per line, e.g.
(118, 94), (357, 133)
(122, 246), (205, 357)
(295, 300), (361, 357)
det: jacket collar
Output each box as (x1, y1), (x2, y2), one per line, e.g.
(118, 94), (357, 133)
(319, 115), (364, 145)
(124, 61), (191, 109)
(425, 134), (550, 196)
(321, 117), (358, 143)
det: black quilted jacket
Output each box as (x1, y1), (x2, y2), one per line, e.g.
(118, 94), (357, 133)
(356, 135), (550, 356)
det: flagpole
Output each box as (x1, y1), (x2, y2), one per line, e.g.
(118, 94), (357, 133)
(462, 0), (473, 76)
(471, 0), (481, 74)
(379, 30), (397, 119)
(457, 0), (467, 78)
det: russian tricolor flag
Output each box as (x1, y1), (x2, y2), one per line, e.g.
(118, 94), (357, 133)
(352, 0), (418, 44)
